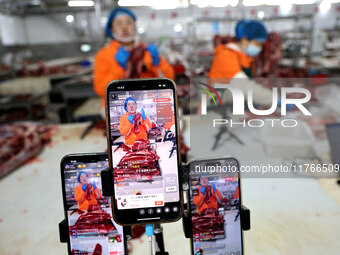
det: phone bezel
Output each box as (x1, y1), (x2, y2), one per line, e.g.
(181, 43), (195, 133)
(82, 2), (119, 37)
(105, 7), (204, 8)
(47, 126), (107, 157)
(60, 153), (128, 255)
(187, 157), (244, 255)
(105, 78), (183, 226)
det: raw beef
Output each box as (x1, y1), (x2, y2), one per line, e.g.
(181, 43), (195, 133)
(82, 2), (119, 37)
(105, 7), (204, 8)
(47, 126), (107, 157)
(92, 243), (102, 255)
(254, 32), (281, 77)
(192, 208), (225, 240)
(85, 183), (93, 200)
(132, 113), (142, 134)
(148, 126), (162, 137)
(131, 225), (145, 239)
(131, 139), (150, 151)
(0, 122), (54, 179)
(114, 140), (161, 180)
(125, 44), (146, 78)
(69, 210), (116, 235)
(203, 185), (213, 203)
(87, 204), (101, 212)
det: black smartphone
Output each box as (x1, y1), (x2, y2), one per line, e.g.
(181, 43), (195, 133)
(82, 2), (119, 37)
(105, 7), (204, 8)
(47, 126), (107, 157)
(188, 158), (243, 255)
(105, 78), (183, 225)
(60, 153), (127, 255)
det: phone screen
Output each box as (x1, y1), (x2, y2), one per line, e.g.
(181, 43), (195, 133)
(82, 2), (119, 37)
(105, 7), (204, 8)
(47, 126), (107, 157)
(107, 79), (181, 224)
(61, 155), (126, 255)
(189, 158), (242, 255)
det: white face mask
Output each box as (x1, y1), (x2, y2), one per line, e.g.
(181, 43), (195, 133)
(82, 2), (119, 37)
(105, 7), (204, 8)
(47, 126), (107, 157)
(114, 34), (136, 43)
(245, 43), (262, 57)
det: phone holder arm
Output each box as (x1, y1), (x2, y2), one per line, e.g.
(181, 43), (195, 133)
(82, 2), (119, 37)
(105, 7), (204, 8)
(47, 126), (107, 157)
(101, 167), (114, 196)
(59, 219), (69, 243)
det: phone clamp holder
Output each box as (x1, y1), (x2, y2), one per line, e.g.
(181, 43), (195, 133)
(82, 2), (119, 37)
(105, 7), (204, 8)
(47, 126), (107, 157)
(59, 219), (69, 243)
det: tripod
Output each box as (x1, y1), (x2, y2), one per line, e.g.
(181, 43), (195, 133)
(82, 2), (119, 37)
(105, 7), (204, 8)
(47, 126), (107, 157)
(210, 103), (244, 150)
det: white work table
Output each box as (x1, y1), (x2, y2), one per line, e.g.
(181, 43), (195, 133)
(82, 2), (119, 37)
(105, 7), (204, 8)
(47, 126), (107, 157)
(0, 121), (340, 255)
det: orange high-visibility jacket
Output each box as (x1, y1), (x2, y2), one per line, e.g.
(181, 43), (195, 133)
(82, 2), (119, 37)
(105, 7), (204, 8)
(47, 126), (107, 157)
(94, 40), (175, 106)
(209, 43), (274, 107)
(74, 183), (102, 210)
(119, 112), (152, 145)
(209, 43), (254, 79)
(193, 185), (223, 214)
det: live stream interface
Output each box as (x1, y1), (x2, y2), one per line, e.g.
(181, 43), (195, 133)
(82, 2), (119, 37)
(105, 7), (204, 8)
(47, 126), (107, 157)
(63, 161), (125, 255)
(109, 89), (180, 211)
(189, 161), (242, 255)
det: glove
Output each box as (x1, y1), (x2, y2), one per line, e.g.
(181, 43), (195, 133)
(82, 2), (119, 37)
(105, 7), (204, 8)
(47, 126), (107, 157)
(200, 186), (206, 194)
(92, 181), (97, 190)
(115, 47), (130, 69)
(141, 108), (146, 120)
(128, 114), (134, 124)
(211, 183), (217, 192)
(146, 44), (160, 66)
(82, 183), (87, 192)
(278, 98), (295, 111)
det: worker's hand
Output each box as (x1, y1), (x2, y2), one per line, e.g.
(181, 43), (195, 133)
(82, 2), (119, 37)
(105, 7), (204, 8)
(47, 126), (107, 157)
(128, 114), (134, 124)
(82, 183), (87, 192)
(146, 44), (160, 66)
(92, 181), (97, 190)
(115, 47), (130, 69)
(141, 108), (146, 120)
(200, 186), (206, 194)
(211, 183), (217, 192)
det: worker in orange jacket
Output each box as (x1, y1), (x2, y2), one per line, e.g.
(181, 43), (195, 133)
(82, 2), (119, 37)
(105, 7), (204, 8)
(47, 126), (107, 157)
(94, 7), (175, 110)
(74, 172), (102, 210)
(209, 20), (273, 106)
(120, 97), (152, 145)
(193, 174), (222, 215)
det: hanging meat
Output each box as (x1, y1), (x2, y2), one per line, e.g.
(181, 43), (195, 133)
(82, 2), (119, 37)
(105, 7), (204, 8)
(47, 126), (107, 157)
(254, 32), (281, 78)
(85, 183), (93, 200)
(114, 139), (161, 181)
(69, 210), (116, 235)
(132, 112), (142, 134)
(203, 185), (213, 203)
(192, 208), (225, 240)
(125, 44), (146, 78)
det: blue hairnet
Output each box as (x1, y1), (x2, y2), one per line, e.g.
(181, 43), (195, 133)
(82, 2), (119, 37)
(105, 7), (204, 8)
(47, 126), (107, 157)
(106, 7), (137, 39)
(199, 173), (209, 185)
(77, 171), (87, 183)
(124, 97), (137, 112)
(235, 20), (249, 40)
(235, 20), (268, 42)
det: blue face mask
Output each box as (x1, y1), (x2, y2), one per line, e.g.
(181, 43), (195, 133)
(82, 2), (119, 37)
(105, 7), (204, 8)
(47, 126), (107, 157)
(245, 43), (262, 57)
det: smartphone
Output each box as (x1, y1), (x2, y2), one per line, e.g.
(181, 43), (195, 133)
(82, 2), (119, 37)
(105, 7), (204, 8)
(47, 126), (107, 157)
(105, 78), (183, 225)
(188, 158), (243, 255)
(60, 153), (127, 255)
